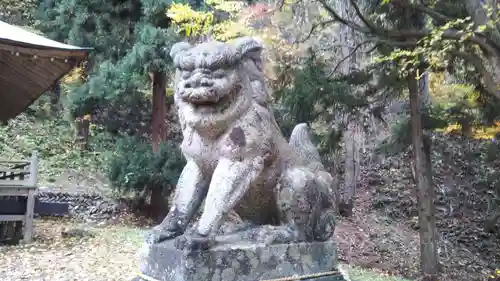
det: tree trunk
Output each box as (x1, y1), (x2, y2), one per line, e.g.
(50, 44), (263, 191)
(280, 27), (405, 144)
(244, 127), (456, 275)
(329, 152), (342, 215)
(419, 71), (431, 106)
(339, 120), (362, 217)
(151, 71), (168, 152)
(50, 83), (61, 113)
(402, 6), (440, 278)
(408, 71), (440, 281)
(150, 71), (169, 222)
(336, 1), (363, 216)
(74, 116), (90, 151)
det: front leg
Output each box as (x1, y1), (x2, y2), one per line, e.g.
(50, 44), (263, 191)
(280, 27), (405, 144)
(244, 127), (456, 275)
(178, 156), (265, 250)
(148, 160), (209, 244)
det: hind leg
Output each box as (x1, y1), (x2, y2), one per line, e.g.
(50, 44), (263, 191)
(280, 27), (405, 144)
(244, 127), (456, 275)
(249, 167), (317, 245)
(276, 167), (319, 242)
(274, 167), (336, 242)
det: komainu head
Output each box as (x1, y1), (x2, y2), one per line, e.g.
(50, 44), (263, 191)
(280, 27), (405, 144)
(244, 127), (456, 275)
(169, 37), (265, 132)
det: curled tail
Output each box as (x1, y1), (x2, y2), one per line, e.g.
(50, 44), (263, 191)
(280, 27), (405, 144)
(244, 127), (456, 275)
(289, 123), (324, 170)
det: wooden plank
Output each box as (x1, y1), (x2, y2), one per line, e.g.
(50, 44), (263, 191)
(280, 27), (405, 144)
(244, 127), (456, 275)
(0, 43), (89, 60)
(23, 189), (35, 243)
(28, 151), (38, 187)
(0, 180), (32, 187)
(0, 191), (31, 196)
(0, 151), (40, 244)
(11, 163), (30, 169)
(0, 188), (32, 196)
(0, 172), (30, 180)
(0, 176), (21, 181)
(0, 161), (30, 165)
(0, 215), (24, 221)
(0, 185), (35, 189)
(0, 191), (30, 196)
(0, 169), (30, 173)
(0, 163), (30, 172)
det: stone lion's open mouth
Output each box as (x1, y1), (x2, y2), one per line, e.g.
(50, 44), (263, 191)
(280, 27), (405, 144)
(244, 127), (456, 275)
(189, 93), (232, 113)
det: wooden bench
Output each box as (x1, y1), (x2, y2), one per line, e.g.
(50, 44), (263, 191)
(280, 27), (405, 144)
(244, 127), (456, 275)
(0, 151), (38, 244)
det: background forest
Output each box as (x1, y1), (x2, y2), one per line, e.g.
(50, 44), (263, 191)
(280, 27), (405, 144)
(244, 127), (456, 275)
(1, 0), (500, 280)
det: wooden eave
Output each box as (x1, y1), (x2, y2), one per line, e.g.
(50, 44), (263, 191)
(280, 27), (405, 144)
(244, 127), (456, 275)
(0, 21), (92, 122)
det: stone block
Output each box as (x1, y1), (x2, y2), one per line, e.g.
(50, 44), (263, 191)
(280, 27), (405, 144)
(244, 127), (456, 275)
(137, 239), (346, 281)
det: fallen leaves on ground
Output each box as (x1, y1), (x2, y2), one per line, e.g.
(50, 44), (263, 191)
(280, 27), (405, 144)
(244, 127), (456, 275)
(0, 218), (145, 281)
(335, 133), (498, 281)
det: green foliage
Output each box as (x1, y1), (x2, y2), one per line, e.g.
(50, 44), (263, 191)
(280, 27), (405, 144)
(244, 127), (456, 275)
(0, 114), (109, 184)
(430, 73), (500, 134)
(377, 116), (412, 156)
(378, 71), (500, 156)
(24, 94), (58, 120)
(120, 24), (178, 74)
(104, 136), (185, 196)
(36, 0), (141, 63)
(30, 0), (209, 208)
(369, 0), (500, 103)
(274, 50), (369, 156)
(434, 86), (479, 128)
(36, 0), (142, 126)
(36, 0), (177, 135)
(474, 91), (500, 124)
(63, 23), (180, 134)
(167, 2), (215, 37)
(377, 105), (449, 155)
(63, 62), (154, 135)
(0, 0), (38, 25)
(166, 0), (248, 41)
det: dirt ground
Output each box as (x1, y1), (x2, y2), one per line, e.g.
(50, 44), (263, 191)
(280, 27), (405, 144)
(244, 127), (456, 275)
(0, 175), (493, 281)
(0, 216), (411, 281)
(335, 181), (493, 281)
(0, 218), (144, 281)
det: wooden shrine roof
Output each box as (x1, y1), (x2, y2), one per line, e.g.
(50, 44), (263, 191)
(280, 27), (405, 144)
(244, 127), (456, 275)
(0, 21), (92, 122)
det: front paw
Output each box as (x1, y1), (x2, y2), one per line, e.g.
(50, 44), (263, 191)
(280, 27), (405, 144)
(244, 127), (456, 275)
(174, 233), (215, 251)
(146, 226), (183, 244)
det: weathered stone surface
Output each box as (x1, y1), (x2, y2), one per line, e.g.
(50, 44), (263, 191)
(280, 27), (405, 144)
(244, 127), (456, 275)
(138, 238), (346, 281)
(149, 36), (337, 249)
(136, 36), (345, 281)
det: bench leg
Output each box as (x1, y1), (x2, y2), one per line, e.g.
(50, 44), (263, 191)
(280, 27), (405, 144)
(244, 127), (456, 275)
(23, 189), (35, 243)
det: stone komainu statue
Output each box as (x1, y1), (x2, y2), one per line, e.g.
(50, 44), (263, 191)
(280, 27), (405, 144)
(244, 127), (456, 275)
(149, 37), (336, 249)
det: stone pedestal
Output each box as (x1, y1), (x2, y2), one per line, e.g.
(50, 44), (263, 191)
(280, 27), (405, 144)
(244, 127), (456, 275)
(137, 238), (346, 281)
